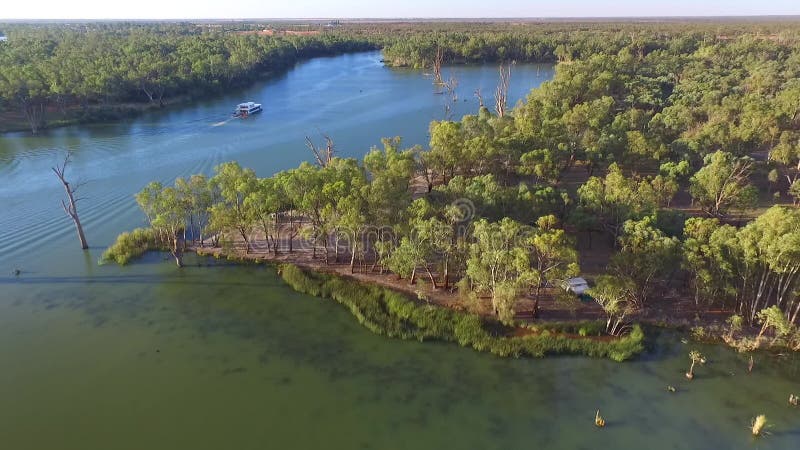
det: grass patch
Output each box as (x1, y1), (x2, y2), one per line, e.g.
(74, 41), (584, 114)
(100, 228), (159, 265)
(279, 263), (644, 361)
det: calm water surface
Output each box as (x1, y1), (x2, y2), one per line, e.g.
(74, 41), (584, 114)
(0, 52), (798, 449)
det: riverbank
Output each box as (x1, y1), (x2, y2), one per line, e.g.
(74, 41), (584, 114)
(0, 45), (380, 135)
(0, 99), (188, 134)
(186, 241), (800, 356)
(277, 262), (644, 361)
(182, 243), (643, 361)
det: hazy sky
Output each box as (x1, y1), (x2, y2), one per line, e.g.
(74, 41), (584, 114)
(2, 0), (800, 20)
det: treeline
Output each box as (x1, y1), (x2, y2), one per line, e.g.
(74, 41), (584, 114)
(0, 23), (378, 132)
(379, 20), (800, 67)
(5, 20), (800, 134)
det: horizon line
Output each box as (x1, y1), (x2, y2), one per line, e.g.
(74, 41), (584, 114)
(3, 14), (800, 22)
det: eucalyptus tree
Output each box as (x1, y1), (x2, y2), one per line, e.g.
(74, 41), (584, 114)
(682, 217), (738, 308)
(682, 206), (800, 325)
(135, 182), (186, 267)
(527, 215), (579, 317)
(769, 131), (800, 201)
(319, 158), (366, 265)
(588, 275), (636, 336)
(280, 163), (328, 258)
(427, 120), (465, 183)
(245, 177), (284, 254)
(466, 218), (535, 324)
(689, 151), (757, 217)
(174, 174), (213, 247)
(209, 162), (259, 253)
(610, 216), (680, 308)
(577, 163), (658, 242)
(361, 137), (416, 264)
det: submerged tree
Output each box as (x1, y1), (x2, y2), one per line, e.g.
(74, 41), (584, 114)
(52, 153), (88, 250)
(686, 350), (705, 380)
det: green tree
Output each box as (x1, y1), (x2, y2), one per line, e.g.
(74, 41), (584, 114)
(209, 162), (258, 253)
(577, 163), (657, 241)
(527, 215), (579, 317)
(135, 182), (186, 267)
(689, 151), (757, 217)
(466, 218), (535, 323)
(610, 217), (680, 307)
(588, 275), (636, 336)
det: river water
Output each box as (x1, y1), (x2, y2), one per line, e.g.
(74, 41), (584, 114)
(0, 51), (798, 449)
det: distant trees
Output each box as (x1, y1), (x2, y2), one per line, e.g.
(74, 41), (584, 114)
(0, 24), (378, 133)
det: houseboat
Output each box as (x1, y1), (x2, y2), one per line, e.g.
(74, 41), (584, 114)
(233, 102), (262, 117)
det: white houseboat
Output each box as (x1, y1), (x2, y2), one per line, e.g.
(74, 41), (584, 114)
(233, 102), (262, 117)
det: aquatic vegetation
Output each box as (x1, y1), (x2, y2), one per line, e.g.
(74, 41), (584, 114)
(686, 350), (705, 380)
(751, 414), (767, 436)
(595, 410), (605, 428)
(100, 228), (159, 265)
(278, 263), (644, 361)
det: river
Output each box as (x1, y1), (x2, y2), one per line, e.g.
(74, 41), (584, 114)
(0, 51), (798, 449)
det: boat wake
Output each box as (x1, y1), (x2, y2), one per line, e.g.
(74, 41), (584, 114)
(211, 119), (232, 127)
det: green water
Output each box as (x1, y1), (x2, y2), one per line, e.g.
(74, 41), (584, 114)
(1, 52), (798, 449)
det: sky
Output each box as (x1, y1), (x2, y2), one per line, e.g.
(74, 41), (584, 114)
(2, 0), (800, 20)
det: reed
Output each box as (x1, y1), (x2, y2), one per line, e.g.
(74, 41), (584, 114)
(100, 228), (158, 265)
(278, 264), (645, 361)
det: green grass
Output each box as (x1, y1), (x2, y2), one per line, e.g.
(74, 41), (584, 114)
(100, 228), (159, 265)
(279, 263), (644, 361)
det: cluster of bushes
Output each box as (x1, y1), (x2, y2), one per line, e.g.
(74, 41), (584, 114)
(100, 227), (159, 265)
(278, 263), (644, 361)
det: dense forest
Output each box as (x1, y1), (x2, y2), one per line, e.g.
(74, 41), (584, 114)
(4, 20), (800, 133)
(0, 23), (379, 132)
(9, 20), (800, 350)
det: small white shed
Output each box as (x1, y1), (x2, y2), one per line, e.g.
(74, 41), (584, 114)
(563, 277), (590, 295)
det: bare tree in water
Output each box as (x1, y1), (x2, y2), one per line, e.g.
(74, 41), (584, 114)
(494, 63), (512, 118)
(52, 153), (88, 249)
(432, 47), (444, 86)
(474, 88), (485, 108)
(306, 133), (336, 168)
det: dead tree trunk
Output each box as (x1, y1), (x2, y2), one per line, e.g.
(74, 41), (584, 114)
(474, 88), (485, 108)
(52, 153), (88, 250)
(306, 134), (336, 168)
(494, 63), (512, 118)
(433, 47), (444, 86)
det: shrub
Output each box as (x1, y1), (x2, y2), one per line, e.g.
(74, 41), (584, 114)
(100, 228), (158, 265)
(278, 264), (645, 361)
